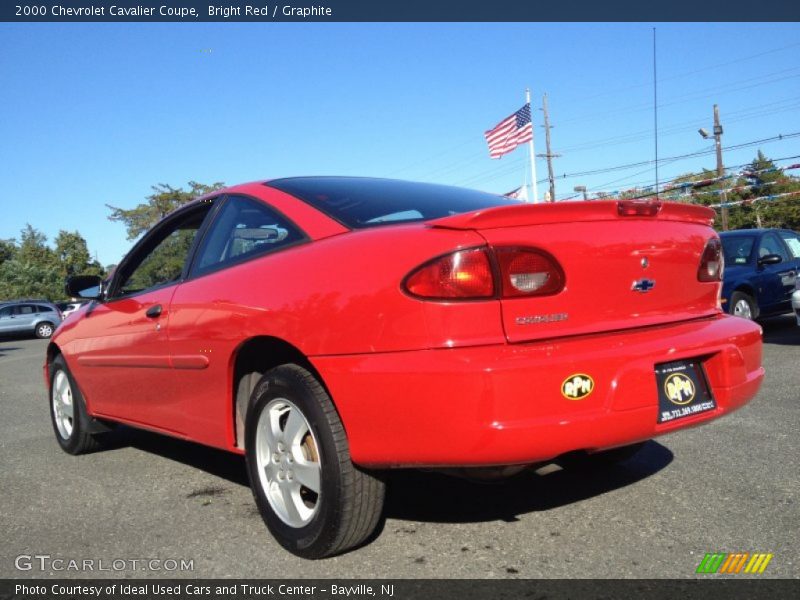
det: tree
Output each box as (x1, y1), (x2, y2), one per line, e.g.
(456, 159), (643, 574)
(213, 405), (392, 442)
(0, 239), (16, 267)
(0, 259), (62, 300)
(0, 226), (105, 301)
(17, 224), (56, 267)
(107, 181), (224, 240)
(666, 152), (800, 231)
(54, 230), (104, 278)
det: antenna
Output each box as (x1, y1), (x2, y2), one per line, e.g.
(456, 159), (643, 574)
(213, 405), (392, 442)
(653, 27), (659, 197)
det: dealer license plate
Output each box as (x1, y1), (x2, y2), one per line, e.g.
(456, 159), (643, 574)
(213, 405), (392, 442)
(655, 360), (716, 424)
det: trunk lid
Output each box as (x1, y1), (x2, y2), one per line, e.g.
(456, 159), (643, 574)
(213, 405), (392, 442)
(430, 201), (721, 343)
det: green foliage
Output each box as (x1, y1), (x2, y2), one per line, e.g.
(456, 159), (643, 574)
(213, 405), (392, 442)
(0, 226), (105, 302)
(0, 259), (62, 301)
(675, 152), (800, 231)
(54, 231), (105, 278)
(1, 181), (224, 302)
(122, 229), (197, 293)
(0, 239), (16, 267)
(107, 181), (224, 240)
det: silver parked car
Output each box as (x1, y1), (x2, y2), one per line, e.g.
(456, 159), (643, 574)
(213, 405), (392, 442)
(793, 281), (800, 327)
(0, 300), (62, 338)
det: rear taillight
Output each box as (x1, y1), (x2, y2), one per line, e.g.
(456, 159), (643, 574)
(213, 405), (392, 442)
(404, 247), (565, 300)
(404, 248), (494, 299)
(698, 238), (723, 282)
(618, 200), (662, 217)
(495, 248), (565, 297)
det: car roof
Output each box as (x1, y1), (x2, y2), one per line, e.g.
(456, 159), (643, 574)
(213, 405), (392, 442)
(720, 228), (778, 236)
(0, 299), (53, 305)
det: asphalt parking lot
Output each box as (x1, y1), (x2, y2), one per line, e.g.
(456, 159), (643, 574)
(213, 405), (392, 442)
(1, 317), (798, 579)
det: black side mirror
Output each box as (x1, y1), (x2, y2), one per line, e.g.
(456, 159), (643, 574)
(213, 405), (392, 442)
(757, 254), (783, 266)
(65, 275), (103, 300)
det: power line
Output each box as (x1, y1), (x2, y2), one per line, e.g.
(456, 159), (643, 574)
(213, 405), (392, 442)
(557, 154), (800, 201)
(540, 132), (800, 184)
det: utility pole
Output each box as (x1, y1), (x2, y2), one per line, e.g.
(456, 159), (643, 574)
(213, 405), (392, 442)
(713, 104), (728, 231)
(537, 93), (560, 203)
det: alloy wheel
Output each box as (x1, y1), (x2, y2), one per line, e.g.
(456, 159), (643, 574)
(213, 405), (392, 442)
(733, 298), (753, 320)
(52, 370), (74, 439)
(254, 398), (322, 527)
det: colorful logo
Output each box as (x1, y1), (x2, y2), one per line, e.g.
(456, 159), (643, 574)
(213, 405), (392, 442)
(561, 374), (594, 400)
(664, 372), (695, 405)
(696, 552), (774, 574)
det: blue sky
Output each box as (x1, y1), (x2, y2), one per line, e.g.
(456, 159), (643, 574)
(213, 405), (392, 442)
(1, 22), (799, 264)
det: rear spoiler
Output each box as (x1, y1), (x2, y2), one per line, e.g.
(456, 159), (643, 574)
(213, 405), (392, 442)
(428, 200), (715, 230)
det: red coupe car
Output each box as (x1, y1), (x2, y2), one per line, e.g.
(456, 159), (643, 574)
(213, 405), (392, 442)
(46, 177), (764, 558)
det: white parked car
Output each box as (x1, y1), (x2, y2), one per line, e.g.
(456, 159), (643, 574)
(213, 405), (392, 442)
(58, 301), (88, 320)
(793, 281), (800, 326)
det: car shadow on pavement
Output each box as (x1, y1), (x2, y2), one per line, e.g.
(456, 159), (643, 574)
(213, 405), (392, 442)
(383, 440), (673, 524)
(0, 345), (24, 357)
(100, 426), (250, 487)
(760, 315), (799, 346)
(99, 427), (672, 528)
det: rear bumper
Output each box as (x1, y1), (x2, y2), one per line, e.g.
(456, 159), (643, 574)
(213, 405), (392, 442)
(312, 315), (763, 467)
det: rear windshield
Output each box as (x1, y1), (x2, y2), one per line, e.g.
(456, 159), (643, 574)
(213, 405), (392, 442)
(721, 235), (755, 265)
(266, 177), (515, 229)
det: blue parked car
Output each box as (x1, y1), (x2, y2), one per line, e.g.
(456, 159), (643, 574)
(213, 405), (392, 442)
(720, 228), (800, 320)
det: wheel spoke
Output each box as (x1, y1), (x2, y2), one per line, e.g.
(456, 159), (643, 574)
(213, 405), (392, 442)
(280, 484), (303, 524)
(268, 407), (284, 445)
(262, 461), (279, 483)
(292, 461), (320, 493)
(61, 398), (74, 419)
(283, 408), (307, 446)
(56, 374), (68, 397)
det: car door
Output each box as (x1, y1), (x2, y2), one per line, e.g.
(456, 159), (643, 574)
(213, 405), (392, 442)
(0, 305), (15, 333)
(68, 201), (217, 432)
(778, 230), (800, 284)
(13, 304), (39, 333)
(756, 232), (794, 313)
(166, 195), (307, 447)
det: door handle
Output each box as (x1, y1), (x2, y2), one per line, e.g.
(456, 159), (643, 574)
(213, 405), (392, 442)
(145, 304), (163, 319)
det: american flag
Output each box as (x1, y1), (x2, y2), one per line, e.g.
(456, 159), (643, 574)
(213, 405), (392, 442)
(484, 103), (533, 159)
(503, 186), (528, 201)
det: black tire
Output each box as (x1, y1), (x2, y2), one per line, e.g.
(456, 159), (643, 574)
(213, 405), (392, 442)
(729, 291), (757, 320)
(35, 321), (56, 339)
(49, 355), (101, 454)
(245, 364), (385, 559)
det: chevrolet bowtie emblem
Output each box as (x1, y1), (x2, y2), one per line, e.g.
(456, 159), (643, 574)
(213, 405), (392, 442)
(632, 278), (656, 292)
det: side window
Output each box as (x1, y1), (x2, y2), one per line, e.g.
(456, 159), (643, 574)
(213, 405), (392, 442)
(0, 307), (12, 318)
(778, 231), (800, 259)
(16, 305), (35, 315)
(38, 305), (53, 313)
(192, 196), (305, 277)
(113, 203), (213, 298)
(759, 233), (789, 261)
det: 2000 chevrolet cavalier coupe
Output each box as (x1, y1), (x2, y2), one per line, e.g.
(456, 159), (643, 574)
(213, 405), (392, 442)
(46, 178), (764, 558)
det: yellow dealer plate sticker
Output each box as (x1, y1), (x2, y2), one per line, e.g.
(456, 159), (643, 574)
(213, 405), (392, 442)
(561, 374), (594, 400)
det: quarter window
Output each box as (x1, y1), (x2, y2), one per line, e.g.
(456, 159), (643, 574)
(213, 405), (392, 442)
(192, 196), (304, 276)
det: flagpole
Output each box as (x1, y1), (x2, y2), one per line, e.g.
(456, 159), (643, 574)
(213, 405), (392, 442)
(526, 88), (539, 204)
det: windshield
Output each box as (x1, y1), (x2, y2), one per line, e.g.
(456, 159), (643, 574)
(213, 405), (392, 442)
(721, 235), (755, 266)
(266, 177), (516, 229)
